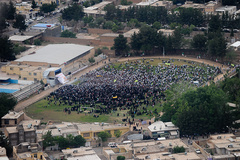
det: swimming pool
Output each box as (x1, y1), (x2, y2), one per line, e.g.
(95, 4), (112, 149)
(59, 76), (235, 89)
(0, 88), (19, 93)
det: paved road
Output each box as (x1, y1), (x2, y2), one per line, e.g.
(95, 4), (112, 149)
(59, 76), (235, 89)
(93, 147), (107, 160)
(14, 56), (229, 112)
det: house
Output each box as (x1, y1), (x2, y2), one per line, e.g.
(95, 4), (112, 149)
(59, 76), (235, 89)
(1, 111), (25, 127)
(216, 6), (237, 15)
(62, 147), (101, 160)
(0, 147), (9, 160)
(148, 121), (179, 138)
(13, 142), (48, 160)
(4, 119), (40, 146)
(158, 29), (174, 37)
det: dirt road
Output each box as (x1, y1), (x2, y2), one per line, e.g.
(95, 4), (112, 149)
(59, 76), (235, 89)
(14, 56), (229, 112)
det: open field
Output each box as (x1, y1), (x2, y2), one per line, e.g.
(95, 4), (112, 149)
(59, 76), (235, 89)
(25, 58), (218, 123)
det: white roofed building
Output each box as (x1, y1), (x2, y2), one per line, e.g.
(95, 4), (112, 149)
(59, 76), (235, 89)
(2, 44), (95, 84)
(148, 121), (179, 139)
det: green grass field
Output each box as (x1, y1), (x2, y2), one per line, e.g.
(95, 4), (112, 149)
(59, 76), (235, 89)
(25, 58), (216, 123)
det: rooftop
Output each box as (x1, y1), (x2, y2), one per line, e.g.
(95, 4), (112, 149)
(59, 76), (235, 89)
(15, 44), (94, 66)
(230, 41), (240, 47)
(2, 111), (24, 120)
(9, 35), (33, 42)
(62, 147), (97, 157)
(148, 121), (179, 132)
(85, 1), (112, 10)
(76, 122), (128, 132)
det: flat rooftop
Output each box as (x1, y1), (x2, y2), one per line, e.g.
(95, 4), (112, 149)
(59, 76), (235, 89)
(2, 111), (24, 119)
(9, 35), (33, 42)
(15, 44), (94, 65)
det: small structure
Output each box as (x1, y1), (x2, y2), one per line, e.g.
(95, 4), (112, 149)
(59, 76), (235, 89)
(230, 41), (240, 51)
(148, 121), (179, 138)
(1, 111), (25, 127)
(216, 5), (237, 15)
(62, 147), (101, 160)
(158, 29), (174, 37)
(13, 142), (48, 160)
(0, 147), (9, 160)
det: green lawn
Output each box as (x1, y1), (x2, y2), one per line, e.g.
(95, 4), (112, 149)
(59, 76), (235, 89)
(25, 58), (216, 123)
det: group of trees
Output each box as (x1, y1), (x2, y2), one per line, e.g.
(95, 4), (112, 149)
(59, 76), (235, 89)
(161, 77), (240, 136)
(61, 3), (84, 21)
(0, 1), (27, 33)
(43, 131), (86, 149)
(40, 2), (57, 13)
(113, 25), (183, 56)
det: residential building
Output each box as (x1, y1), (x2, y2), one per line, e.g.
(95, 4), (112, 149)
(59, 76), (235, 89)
(148, 121), (179, 138)
(205, 0), (221, 15)
(35, 0), (60, 6)
(62, 147), (101, 160)
(181, 1), (205, 12)
(0, 147), (9, 160)
(151, 0), (173, 10)
(1, 111), (25, 127)
(158, 29), (174, 36)
(13, 142), (48, 160)
(76, 122), (129, 145)
(4, 119), (40, 146)
(216, 5), (237, 15)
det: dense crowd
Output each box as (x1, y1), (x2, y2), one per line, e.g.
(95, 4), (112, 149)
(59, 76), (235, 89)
(46, 59), (221, 120)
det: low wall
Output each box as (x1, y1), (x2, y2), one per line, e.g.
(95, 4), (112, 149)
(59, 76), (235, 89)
(88, 28), (113, 34)
(42, 37), (91, 45)
(192, 141), (210, 158)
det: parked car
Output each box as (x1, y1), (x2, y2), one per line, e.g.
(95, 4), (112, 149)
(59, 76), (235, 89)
(195, 149), (201, 154)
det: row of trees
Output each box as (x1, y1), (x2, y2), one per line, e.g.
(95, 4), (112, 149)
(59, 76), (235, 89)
(160, 77), (240, 136)
(113, 24), (227, 58)
(43, 131), (86, 149)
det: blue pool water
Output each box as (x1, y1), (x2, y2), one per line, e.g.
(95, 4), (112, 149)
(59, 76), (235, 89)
(0, 88), (19, 93)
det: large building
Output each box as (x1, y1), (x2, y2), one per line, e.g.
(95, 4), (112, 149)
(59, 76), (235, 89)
(4, 119), (40, 146)
(1, 44), (94, 83)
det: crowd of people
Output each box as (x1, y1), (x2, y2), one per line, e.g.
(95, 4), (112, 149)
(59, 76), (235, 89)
(46, 59), (221, 120)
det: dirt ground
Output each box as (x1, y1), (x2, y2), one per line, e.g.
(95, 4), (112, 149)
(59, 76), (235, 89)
(14, 55), (230, 112)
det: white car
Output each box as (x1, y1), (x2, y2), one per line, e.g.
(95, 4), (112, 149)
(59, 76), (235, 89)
(195, 149), (201, 154)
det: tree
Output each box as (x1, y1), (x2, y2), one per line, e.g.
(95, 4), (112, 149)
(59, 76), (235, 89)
(225, 47), (237, 63)
(0, 93), (16, 125)
(220, 77), (240, 103)
(88, 57), (95, 63)
(60, 30), (76, 38)
(114, 130), (122, 138)
(175, 85), (232, 135)
(209, 15), (222, 32)
(0, 131), (12, 157)
(191, 34), (207, 51)
(0, 17), (7, 32)
(97, 131), (111, 142)
(32, 0), (37, 9)
(73, 135), (86, 147)
(62, 3), (84, 21)
(34, 39), (42, 45)
(42, 131), (55, 149)
(40, 2), (57, 13)
(117, 156), (125, 160)
(13, 14), (27, 32)
(0, 35), (15, 61)
(114, 34), (129, 56)
(173, 146), (185, 153)
(152, 21), (161, 30)
(7, 1), (16, 20)
(172, 28), (183, 49)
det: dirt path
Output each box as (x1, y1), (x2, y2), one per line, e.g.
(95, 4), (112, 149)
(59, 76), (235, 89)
(14, 56), (229, 112)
